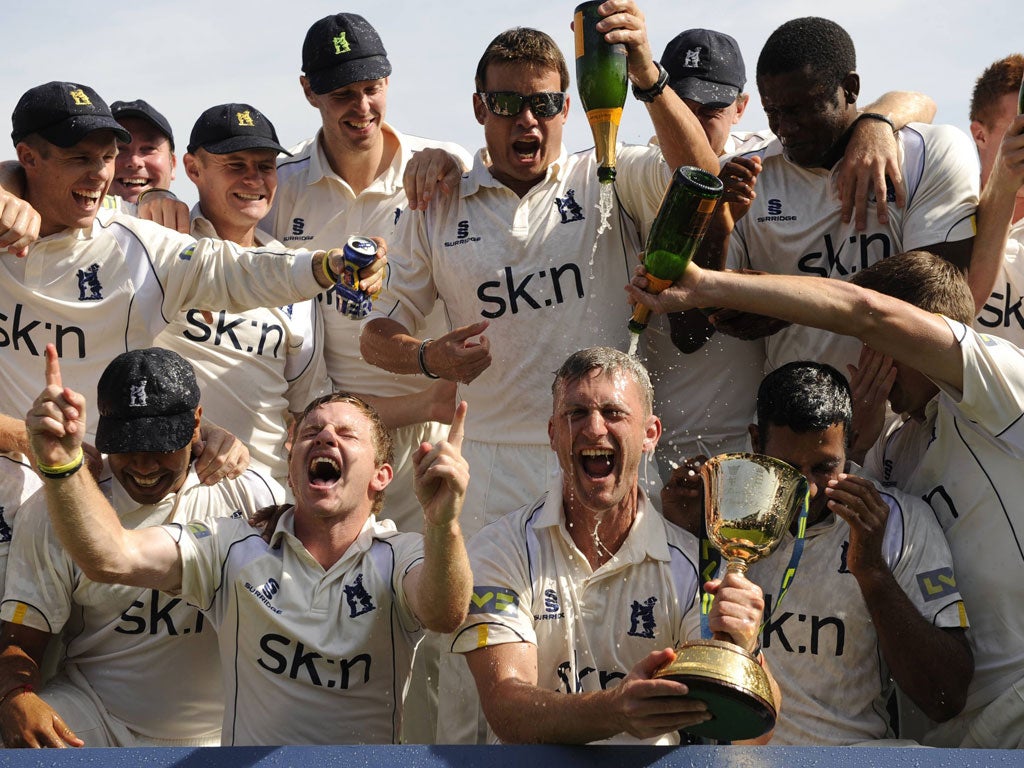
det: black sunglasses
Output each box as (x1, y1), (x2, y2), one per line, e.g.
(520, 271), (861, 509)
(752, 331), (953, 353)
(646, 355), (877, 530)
(477, 91), (566, 119)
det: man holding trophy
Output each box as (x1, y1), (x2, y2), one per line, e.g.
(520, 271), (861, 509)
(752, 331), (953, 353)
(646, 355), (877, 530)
(664, 361), (973, 744)
(448, 347), (779, 744)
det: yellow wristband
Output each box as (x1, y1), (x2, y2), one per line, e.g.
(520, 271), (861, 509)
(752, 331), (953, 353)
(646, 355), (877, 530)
(37, 448), (85, 479)
(321, 252), (340, 285)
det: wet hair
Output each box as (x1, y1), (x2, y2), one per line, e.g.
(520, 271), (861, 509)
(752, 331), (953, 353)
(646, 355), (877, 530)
(552, 347), (654, 415)
(755, 362), (851, 448)
(756, 17), (855, 93)
(475, 27), (570, 92)
(850, 250), (975, 325)
(293, 392), (394, 515)
(970, 54), (1024, 126)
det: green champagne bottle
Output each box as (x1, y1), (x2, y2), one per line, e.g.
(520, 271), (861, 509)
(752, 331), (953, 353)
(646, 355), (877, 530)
(574, 1), (627, 183)
(628, 166), (723, 333)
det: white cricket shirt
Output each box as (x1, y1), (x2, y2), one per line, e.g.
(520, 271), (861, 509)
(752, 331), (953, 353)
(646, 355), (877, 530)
(0, 469), (280, 741)
(974, 216), (1024, 346)
(155, 210), (331, 484)
(747, 477), (966, 745)
(169, 508), (425, 745)
(0, 211), (322, 444)
(266, 124), (472, 396)
(866, 318), (1024, 723)
(368, 144), (670, 444)
(451, 480), (700, 745)
(730, 123), (979, 376)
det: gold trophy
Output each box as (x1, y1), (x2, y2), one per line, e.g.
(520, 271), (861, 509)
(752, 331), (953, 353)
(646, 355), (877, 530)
(655, 452), (808, 741)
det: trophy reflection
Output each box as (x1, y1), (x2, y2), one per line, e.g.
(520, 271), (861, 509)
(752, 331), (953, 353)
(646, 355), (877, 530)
(655, 452), (808, 741)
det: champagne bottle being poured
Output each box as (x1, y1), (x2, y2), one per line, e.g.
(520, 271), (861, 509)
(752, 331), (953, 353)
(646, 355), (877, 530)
(574, 1), (627, 184)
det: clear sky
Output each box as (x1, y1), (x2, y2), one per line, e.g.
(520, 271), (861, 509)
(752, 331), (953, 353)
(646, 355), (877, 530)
(1, 0), (1018, 204)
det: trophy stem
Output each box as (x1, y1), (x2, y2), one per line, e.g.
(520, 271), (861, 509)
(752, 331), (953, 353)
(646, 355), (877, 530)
(725, 557), (748, 576)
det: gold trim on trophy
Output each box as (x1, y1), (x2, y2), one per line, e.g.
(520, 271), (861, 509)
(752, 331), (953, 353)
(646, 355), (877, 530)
(655, 452), (808, 741)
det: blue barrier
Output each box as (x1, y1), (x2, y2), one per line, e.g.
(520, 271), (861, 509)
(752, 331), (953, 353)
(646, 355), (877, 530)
(0, 746), (1019, 767)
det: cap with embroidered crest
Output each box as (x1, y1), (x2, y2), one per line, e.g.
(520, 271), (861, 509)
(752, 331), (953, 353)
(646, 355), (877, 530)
(111, 99), (175, 150)
(301, 13), (391, 95)
(662, 29), (746, 109)
(186, 103), (290, 156)
(95, 348), (200, 455)
(11, 81), (131, 148)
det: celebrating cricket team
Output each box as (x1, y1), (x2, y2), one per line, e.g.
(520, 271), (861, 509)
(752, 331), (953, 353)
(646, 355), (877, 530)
(0, 0), (1022, 752)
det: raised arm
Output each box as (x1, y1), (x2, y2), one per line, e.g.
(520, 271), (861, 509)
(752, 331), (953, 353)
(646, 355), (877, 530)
(599, 0), (717, 172)
(824, 475), (972, 721)
(967, 114), (1024, 311)
(627, 261), (966, 393)
(403, 401), (472, 633)
(25, 345), (181, 592)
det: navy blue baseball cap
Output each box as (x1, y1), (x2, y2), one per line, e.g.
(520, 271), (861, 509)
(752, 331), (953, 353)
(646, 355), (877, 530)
(186, 103), (290, 156)
(12, 81), (131, 148)
(302, 13), (392, 95)
(96, 348), (200, 454)
(662, 30), (746, 109)
(111, 99), (175, 150)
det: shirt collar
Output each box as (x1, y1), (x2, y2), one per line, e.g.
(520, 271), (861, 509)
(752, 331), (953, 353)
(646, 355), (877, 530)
(267, 508), (399, 573)
(535, 472), (672, 566)
(307, 122), (407, 196)
(462, 144), (570, 197)
(190, 204), (278, 247)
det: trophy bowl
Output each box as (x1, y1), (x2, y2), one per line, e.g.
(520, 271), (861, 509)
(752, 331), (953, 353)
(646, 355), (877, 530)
(655, 452), (808, 741)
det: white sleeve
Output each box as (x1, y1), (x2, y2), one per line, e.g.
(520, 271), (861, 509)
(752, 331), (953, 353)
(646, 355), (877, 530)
(365, 209), (442, 335)
(899, 125), (979, 249)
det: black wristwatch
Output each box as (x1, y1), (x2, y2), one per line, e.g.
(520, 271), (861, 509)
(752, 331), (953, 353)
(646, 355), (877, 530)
(632, 61), (670, 103)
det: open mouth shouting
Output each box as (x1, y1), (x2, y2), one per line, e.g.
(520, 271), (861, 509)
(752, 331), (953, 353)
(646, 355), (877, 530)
(512, 135), (541, 164)
(579, 447), (616, 480)
(308, 455), (342, 488)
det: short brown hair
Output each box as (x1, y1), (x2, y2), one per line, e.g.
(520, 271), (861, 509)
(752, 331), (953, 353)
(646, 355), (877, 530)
(293, 392), (394, 515)
(970, 54), (1024, 127)
(475, 27), (570, 92)
(552, 347), (654, 416)
(850, 250), (975, 325)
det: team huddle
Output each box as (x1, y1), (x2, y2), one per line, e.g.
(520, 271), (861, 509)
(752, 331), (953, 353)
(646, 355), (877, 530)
(0, 0), (1023, 752)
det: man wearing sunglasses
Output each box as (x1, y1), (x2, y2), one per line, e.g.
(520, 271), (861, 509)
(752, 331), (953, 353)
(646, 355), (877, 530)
(363, 0), (717, 539)
(361, 0), (718, 743)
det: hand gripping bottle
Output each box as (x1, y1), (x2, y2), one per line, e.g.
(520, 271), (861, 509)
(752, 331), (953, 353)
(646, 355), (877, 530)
(574, 1), (627, 183)
(628, 166), (723, 333)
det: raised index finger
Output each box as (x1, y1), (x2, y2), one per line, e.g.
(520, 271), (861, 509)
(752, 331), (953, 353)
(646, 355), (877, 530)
(447, 400), (467, 450)
(44, 343), (62, 389)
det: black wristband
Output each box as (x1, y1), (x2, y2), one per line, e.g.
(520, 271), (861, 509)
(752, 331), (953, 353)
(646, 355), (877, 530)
(632, 61), (670, 103)
(418, 338), (439, 379)
(853, 112), (896, 133)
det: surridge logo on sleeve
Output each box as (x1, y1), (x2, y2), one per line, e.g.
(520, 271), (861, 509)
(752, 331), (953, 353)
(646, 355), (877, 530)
(343, 573), (376, 617)
(76, 264), (103, 301)
(0, 506), (11, 543)
(627, 596), (658, 638)
(554, 189), (584, 223)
